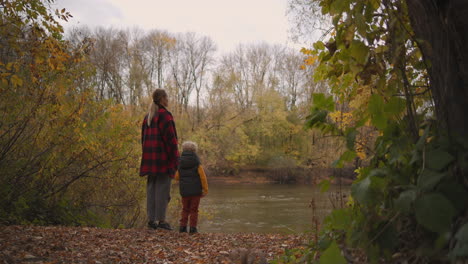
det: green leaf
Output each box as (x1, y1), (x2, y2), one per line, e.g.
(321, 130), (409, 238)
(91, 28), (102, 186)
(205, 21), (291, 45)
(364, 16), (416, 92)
(329, 0), (349, 15)
(355, 13), (366, 36)
(395, 189), (416, 214)
(313, 41), (325, 50)
(349, 40), (369, 65)
(415, 193), (456, 233)
(417, 169), (446, 191)
(372, 113), (387, 131)
(368, 94), (387, 130)
(425, 149), (455, 171)
(369, 0), (381, 10)
(312, 93), (335, 111)
(384, 97), (406, 117)
(351, 177), (371, 204)
(319, 241), (347, 264)
(351, 175), (386, 205)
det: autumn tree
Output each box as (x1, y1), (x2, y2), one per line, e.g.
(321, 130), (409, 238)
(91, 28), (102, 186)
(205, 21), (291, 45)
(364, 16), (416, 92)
(0, 0), (144, 227)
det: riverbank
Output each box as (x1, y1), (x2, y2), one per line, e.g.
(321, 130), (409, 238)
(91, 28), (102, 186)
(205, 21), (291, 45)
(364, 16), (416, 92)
(207, 166), (355, 185)
(0, 225), (305, 263)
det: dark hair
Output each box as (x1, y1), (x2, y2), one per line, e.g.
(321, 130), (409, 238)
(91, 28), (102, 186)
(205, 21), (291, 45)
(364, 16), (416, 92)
(152, 89), (167, 106)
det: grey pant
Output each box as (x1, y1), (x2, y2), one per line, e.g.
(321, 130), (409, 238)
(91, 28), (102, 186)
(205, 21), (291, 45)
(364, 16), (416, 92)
(147, 174), (172, 222)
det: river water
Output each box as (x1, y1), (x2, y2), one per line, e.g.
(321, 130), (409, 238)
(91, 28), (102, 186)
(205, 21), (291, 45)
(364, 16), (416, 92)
(171, 183), (349, 234)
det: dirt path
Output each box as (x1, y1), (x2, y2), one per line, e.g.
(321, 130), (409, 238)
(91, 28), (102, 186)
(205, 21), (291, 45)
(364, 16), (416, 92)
(0, 225), (306, 263)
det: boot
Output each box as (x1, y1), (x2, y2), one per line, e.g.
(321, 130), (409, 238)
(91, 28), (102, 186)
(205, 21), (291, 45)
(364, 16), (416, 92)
(189, 226), (198, 234)
(157, 221), (173, 231)
(147, 221), (158, 230)
(179, 226), (187, 233)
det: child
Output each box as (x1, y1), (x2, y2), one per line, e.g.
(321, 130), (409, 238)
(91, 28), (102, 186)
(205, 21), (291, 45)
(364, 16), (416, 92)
(175, 141), (208, 234)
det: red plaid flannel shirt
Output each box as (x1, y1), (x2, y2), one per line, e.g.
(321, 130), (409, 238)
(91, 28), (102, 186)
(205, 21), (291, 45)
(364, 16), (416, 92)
(139, 107), (179, 177)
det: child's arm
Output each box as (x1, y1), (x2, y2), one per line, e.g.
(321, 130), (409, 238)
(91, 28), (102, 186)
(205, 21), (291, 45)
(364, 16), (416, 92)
(198, 165), (208, 196)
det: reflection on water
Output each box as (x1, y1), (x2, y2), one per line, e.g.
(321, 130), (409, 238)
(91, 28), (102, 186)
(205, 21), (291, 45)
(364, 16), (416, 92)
(174, 183), (349, 234)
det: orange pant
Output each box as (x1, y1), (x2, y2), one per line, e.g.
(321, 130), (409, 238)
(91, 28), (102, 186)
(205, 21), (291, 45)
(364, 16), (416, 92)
(179, 196), (201, 227)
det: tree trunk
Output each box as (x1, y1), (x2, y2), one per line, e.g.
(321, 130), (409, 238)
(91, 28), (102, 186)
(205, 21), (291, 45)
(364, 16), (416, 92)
(406, 0), (468, 139)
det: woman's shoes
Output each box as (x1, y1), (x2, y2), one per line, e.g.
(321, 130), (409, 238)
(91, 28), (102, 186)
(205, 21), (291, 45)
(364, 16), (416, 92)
(149, 221), (184, 232)
(149, 221), (173, 230)
(157, 221), (173, 230)
(148, 221), (158, 230)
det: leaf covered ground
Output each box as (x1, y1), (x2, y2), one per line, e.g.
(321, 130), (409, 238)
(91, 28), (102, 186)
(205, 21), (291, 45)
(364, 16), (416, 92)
(0, 225), (306, 263)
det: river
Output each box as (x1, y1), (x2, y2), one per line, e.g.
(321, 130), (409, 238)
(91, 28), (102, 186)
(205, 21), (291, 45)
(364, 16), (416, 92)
(170, 183), (349, 234)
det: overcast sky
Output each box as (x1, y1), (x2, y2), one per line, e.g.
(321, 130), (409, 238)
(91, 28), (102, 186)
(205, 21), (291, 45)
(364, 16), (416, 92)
(54, 0), (302, 53)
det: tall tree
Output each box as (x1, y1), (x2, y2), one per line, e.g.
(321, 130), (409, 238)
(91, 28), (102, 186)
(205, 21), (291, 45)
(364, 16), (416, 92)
(91, 27), (127, 103)
(187, 34), (216, 124)
(142, 30), (175, 92)
(220, 43), (275, 110)
(406, 0), (468, 139)
(169, 33), (195, 112)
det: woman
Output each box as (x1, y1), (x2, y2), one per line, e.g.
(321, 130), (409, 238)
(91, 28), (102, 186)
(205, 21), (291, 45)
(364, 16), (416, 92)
(140, 89), (179, 230)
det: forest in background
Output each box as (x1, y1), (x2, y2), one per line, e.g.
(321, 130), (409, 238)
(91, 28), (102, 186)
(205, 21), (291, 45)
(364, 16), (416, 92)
(64, 25), (368, 173)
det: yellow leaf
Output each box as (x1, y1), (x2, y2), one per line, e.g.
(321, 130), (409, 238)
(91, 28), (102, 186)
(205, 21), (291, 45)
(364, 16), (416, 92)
(10, 75), (23, 87)
(418, 129), (425, 136)
(35, 56), (44, 64)
(304, 56), (317, 65)
(6, 62), (14, 71)
(300, 48), (313, 55)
